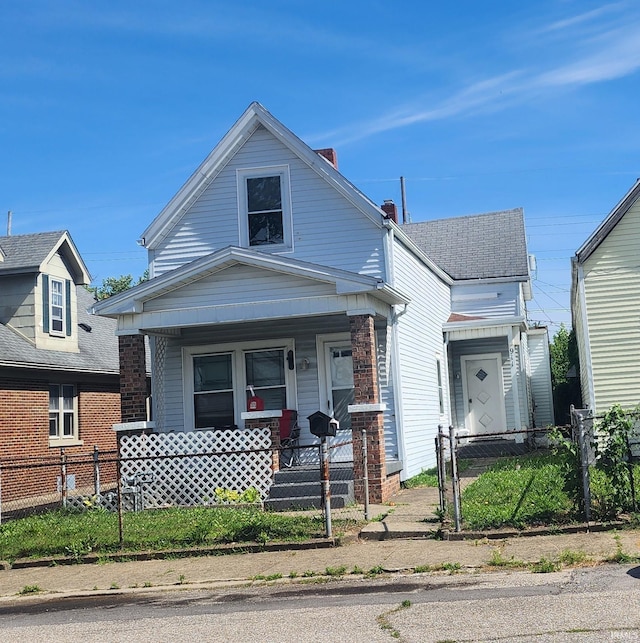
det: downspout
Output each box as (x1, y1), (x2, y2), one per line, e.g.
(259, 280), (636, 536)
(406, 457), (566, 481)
(383, 222), (408, 474)
(577, 262), (596, 411)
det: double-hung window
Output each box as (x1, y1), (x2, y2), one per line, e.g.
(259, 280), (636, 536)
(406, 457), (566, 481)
(50, 278), (65, 335)
(238, 166), (292, 250)
(49, 384), (77, 443)
(186, 341), (294, 430)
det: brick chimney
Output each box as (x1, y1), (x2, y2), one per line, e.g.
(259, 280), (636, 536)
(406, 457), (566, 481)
(314, 148), (338, 169)
(381, 200), (398, 224)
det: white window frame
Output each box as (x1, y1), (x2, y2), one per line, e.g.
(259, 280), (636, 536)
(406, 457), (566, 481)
(237, 165), (293, 252)
(183, 338), (297, 430)
(49, 277), (66, 337)
(49, 383), (81, 446)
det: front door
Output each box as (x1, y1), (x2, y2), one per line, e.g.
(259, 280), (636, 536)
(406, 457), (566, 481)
(462, 355), (506, 435)
(324, 342), (354, 431)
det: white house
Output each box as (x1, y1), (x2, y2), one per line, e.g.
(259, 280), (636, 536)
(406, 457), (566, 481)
(93, 103), (553, 502)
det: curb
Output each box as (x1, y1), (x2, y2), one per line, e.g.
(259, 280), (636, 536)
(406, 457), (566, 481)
(1, 538), (337, 571)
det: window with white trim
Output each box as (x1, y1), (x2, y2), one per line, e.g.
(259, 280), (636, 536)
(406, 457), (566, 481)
(238, 166), (292, 250)
(49, 278), (65, 335)
(186, 340), (294, 430)
(49, 384), (78, 443)
(436, 358), (445, 416)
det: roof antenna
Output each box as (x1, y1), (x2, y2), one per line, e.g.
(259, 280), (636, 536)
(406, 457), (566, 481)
(6, 210), (12, 236)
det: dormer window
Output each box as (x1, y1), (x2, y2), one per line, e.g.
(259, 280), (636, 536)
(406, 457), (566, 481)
(42, 274), (71, 337)
(238, 166), (292, 251)
(50, 278), (65, 335)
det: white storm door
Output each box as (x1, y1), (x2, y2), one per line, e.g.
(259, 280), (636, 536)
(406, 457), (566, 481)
(322, 342), (355, 431)
(462, 355), (506, 435)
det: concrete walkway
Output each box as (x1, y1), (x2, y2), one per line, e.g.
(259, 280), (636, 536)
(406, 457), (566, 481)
(1, 485), (640, 602)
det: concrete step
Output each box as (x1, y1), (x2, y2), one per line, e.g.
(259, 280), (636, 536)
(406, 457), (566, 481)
(264, 494), (351, 511)
(273, 465), (354, 485)
(267, 480), (353, 499)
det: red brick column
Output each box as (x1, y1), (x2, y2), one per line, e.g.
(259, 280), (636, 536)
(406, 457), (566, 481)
(349, 314), (393, 504)
(118, 334), (148, 423)
(245, 416), (281, 473)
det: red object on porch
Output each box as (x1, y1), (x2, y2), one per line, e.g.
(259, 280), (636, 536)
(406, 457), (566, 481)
(279, 409), (298, 440)
(247, 396), (264, 411)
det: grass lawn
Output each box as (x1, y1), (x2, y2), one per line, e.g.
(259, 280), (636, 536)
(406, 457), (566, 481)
(0, 506), (337, 562)
(461, 454), (574, 530)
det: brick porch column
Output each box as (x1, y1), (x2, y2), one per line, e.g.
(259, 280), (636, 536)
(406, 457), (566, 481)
(118, 334), (148, 423)
(349, 314), (392, 504)
(244, 413), (282, 473)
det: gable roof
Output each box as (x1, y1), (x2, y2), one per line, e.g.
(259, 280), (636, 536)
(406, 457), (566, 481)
(575, 178), (640, 263)
(140, 102), (387, 250)
(92, 246), (410, 318)
(0, 287), (120, 374)
(401, 208), (529, 281)
(0, 231), (91, 284)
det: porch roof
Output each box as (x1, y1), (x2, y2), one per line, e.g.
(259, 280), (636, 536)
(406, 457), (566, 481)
(443, 315), (526, 341)
(91, 246), (410, 333)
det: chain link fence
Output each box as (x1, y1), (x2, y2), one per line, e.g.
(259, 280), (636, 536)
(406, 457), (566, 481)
(436, 412), (640, 532)
(1, 427), (370, 553)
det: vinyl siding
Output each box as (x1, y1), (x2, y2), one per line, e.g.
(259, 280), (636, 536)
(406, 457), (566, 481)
(0, 274), (35, 341)
(582, 200), (640, 412)
(527, 329), (555, 427)
(451, 282), (520, 318)
(151, 126), (385, 280)
(392, 239), (451, 478)
(143, 265), (337, 313)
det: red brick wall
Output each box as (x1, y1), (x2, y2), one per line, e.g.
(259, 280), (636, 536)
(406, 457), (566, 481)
(119, 334), (148, 422)
(0, 376), (120, 504)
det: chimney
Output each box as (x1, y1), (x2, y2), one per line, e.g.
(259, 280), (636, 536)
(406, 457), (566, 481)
(314, 148), (338, 169)
(381, 200), (398, 224)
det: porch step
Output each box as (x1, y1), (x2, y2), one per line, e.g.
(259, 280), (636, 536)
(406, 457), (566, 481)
(265, 464), (355, 511)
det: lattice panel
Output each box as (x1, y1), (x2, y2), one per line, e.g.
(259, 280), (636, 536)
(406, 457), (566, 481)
(119, 429), (273, 509)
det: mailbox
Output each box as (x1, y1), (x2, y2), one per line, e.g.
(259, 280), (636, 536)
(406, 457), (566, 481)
(307, 411), (339, 438)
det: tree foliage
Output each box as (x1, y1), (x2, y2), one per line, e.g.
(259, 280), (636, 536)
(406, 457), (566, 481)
(549, 324), (582, 424)
(87, 270), (148, 301)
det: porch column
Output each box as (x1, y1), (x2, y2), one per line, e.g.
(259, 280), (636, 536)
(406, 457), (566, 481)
(348, 314), (398, 504)
(118, 334), (148, 423)
(244, 413), (282, 473)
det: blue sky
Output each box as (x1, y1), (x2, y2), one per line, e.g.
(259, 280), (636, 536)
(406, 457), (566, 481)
(2, 1), (640, 334)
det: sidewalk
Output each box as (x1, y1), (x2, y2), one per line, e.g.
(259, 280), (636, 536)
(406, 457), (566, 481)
(1, 486), (639, 601)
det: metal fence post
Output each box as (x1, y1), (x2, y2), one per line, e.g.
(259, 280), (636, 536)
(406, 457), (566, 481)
(361, 428), (370, 520)
(117, 453), (124, 548)
(320, 437), (332, 538)
(448, 425), (461, 532)
(576, 411), (592, 524)
(436, 425), (447, 514)
(60, 448), (67, 509)
(93, 445), (100, 498)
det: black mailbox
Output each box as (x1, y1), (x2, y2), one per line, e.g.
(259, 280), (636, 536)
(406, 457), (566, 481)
(307, 411), (339, 438)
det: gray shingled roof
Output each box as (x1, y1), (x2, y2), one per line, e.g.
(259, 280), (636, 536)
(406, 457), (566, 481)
(402, 209), (529, 281)
(0, 231), (68, 274)
(0, 287), (121, 374)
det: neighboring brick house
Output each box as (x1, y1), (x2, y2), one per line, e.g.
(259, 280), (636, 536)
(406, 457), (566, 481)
(0, 231), (122, 503)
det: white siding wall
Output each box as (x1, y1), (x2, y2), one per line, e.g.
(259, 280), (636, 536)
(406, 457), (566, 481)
(392, 239), (451, 478)
(151, 126), (385, 280)
(144, 265), (336, 312)
(582, 201), (640, 412)
(527, 329), (555, 427)
(451, 282), (520, 318)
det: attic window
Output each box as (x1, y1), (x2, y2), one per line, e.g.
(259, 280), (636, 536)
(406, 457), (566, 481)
(237, 166), (292, 251)
(42, 275), (71, 337)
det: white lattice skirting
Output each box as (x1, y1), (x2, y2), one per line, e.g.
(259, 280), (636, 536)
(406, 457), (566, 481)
(119, 428), (273, 509)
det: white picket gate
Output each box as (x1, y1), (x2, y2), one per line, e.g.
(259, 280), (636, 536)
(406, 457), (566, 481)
(118, 428), (273, 509)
